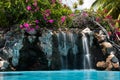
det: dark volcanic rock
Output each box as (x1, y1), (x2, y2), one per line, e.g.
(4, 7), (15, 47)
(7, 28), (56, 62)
(17, 36), (48, 71)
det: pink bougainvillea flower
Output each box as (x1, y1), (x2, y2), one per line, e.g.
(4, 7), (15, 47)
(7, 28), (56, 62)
(52, 0), (56, 4)
(111, 23), (115, 27)
(20, 24), (23, 29)
(108, 32), (111, 36)
(23, 23), (30, 28)
(48, 19), (54, 23)
(35, 20), (39, 24)
(96, 17), (100, 22)
(43, 9), (51, 17)
(69, 13), (75, 17)
(103, 9), (108, 13)
(26, 6), (32, 11)
(36, 25), (39, 29)
(27, 28), (37, 34)
(45, 9), (51, 14)
(105, 15), (112, 19)
(45, 13), (50, 17)
(43, 16), (47, 20)
(82, 12), (88, 17)
(34, 7), (39, 12)
(33, 1), (37, 7)
(61, 16), (66, 23)
(30, 28), (35, 32)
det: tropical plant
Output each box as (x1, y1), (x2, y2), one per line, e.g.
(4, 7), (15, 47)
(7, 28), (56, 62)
(19, 0), (74, 33)
(92, 0), (120, 19)
(0, 0), (75, 30)
(91, 0), (120, 42)
(0, 0), (28, 28)
(0, 0), (9, 27)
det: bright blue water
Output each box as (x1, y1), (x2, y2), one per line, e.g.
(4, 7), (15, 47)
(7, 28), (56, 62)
(0, 70), (120, 80)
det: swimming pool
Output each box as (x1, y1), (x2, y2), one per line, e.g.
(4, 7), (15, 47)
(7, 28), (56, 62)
(0, 70), (120, 80)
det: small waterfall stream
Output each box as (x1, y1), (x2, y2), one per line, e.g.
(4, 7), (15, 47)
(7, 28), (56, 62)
(82, 33), (92, 69)
(57, 30), (68, 69)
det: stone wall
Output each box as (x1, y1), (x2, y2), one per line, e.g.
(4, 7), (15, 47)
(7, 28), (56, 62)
(0, 27), (120, 71)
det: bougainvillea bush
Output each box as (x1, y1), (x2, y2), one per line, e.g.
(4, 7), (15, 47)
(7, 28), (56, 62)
(19, 0), (75, 32)
(0, 0), (74, 30)
(0, 0), (120, 43)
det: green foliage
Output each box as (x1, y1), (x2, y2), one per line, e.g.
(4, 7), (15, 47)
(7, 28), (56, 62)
(0, 10), (9, 27)
(78, 0), (84, 5)
(18, 0), (73, 29)
(73, 2), (78, 9)
(0, 1), (8, 27)
(0, 0), (74, 28)
(91, 0), (120, 19)
(0, 0), (27, 27)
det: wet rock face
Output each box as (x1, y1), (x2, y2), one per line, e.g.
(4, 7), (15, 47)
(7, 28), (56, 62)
(17, 34), (48, 71)
(0, 28), (100, 70)
(0, 28), (48, 71)
(0, 27), (120, 71)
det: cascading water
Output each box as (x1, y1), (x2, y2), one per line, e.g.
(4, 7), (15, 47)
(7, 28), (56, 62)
(38, 30), (53, 67)
(57, 30), (68, 69)
(56, 29), (79, 69)
(66, 30), (78, 69)
(82, 33), (92, 69)
(0, 27), (95, 70)
(38, 28), (93, 70)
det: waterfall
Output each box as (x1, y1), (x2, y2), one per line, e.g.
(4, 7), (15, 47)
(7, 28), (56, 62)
(37, 28), (93, 70)
(57, 31), (68, 69)
(39, 30), (53, 58)
(56, 29), (78, 69)
(1, 28), (95, 70)
(38, 30), (53, 67)
(66, 30), (78, 69)
(82, 33), (92, 69)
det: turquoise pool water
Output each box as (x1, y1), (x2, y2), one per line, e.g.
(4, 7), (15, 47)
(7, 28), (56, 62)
(0, 70), (120, 80)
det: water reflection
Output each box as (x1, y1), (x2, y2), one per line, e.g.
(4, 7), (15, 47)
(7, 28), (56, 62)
(97, 71), (120, 80)
(0, 73), (23, 80)
(0, 74), (3, 80)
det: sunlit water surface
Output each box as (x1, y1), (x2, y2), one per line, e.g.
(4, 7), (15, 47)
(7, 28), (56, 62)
(0, 70), (120, 80)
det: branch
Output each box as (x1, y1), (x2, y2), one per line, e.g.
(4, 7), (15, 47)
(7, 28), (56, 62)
(93, 21), (110, 39)
(93, 21), (120, 52)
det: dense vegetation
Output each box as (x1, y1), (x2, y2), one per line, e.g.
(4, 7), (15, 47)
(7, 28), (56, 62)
(0, 0), (120, 41)
(0, 0), (75, 29)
